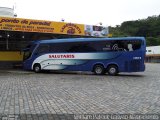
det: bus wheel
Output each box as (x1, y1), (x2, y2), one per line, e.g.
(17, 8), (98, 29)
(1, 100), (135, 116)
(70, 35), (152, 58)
(93, 65), (105, 75)
(107, 65), (118, 76)
(33, 64), (41, 73)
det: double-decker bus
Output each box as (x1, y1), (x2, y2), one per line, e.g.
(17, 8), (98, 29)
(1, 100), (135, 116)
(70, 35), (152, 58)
(23, 37), (146, 75)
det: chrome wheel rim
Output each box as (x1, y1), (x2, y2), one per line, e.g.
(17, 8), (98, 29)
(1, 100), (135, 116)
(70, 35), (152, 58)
(96, 67), (102, 74)
(109, 68), (116, 74)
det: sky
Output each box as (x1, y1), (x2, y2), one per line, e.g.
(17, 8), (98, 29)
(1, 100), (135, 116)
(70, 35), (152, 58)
(1, 0), (160, 26)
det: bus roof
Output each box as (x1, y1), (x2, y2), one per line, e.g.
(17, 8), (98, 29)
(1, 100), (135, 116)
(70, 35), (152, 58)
(33, 37), (145, 44)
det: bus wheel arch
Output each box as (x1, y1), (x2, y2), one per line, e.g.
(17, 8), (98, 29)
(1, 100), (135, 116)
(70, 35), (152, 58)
(33, 63), (41, 73)
(107, 64), (119, 76)
(93, 64), (105, 75)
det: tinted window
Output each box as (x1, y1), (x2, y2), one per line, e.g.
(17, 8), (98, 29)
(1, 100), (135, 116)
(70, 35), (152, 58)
(50, 42), (96, 53)
(50, 43), (69, 53)
(45, 39), (142, 53)
(35, 44), (50, 54)
(23, 44), (37, 60)
(106, 40), (142, 52)
(68, 43), (96, 52)
(89, 41), (113, 52)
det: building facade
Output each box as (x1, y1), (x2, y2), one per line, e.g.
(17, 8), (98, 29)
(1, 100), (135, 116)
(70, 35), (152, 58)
(146, 46), (160, 63)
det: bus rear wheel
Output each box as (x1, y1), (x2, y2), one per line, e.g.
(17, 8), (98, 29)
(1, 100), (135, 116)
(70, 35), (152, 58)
(93, 65), (105, 75)
(107, 65), (118, 76)
(33, 64), (41, 73)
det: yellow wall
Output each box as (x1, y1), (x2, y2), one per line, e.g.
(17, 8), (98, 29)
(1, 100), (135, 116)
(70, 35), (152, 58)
(0, 51), (23, 61)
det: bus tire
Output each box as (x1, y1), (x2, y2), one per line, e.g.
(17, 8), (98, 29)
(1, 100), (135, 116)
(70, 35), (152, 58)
(33, 64), (41, 73)
(93, 65), (105, 75)
(107, 65), (118, 76)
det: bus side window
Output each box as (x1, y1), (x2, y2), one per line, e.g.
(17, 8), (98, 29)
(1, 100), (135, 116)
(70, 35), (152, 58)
(50, 43), (70, 53)
(68, 44), (85, 52)
(132, 40), (142, 50)
(34, 44), (50, 55)
(68, 46), (78, 52)
(68, 43), (96, 52)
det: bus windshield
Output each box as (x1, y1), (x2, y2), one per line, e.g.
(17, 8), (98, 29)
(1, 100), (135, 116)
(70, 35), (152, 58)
(23, 44), (37, 61)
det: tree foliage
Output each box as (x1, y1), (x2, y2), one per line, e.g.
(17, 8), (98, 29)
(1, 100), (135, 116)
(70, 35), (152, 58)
(109, 15), (160, 46)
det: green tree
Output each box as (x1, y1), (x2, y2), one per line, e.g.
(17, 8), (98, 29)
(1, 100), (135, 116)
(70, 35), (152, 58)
(109, 15), (160, 46)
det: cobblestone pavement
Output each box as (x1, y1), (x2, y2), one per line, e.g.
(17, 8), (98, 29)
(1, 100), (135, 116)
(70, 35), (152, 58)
(0, 63), (160, 119)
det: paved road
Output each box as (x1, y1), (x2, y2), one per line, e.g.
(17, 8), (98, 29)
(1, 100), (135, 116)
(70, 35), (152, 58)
(0, 63), (160, 119)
